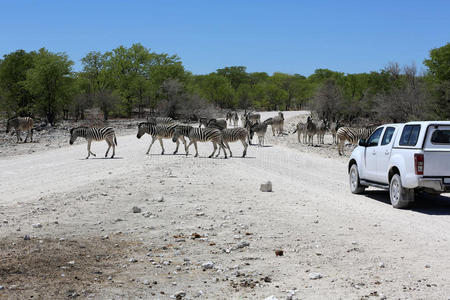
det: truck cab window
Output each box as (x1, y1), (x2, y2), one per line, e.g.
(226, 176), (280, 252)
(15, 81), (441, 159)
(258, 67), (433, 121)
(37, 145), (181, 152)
(381, 127), (396, 145)
(367, 128), (383, 147)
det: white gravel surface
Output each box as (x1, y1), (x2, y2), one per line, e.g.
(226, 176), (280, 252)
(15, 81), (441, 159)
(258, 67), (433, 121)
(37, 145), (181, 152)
(1, 111), (450, 299)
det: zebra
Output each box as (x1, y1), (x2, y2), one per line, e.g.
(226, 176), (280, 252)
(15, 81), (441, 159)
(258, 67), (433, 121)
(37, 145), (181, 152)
(305, 116), (317, 145)
(215, 127), (249, 158)
(337, 126), (376, 155)
(316, 120), (328, 144)
(249, 119), (271, 147)
(69, 126), (117, 159)
(147, 116), (174, 124)
(270, 112), (284, 136)
(136, 122), (186, 155)
(206, 118), (227, 130)
(329, 122), (342, 145)
(172, 125), (227, 158)
(247, 112), (261, 124)
(6, 117), (34, 143)
(292, 122), (307, 143)
(226, 111), (233, 125)
(232, 112), (239, 127)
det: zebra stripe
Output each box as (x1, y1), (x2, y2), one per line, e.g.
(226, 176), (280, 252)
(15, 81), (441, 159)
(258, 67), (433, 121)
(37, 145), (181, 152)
(6, 117), (34, 143)
(215, 127), (248, 157)
(336, 126), (375, 155)
(147, 117), (174, 124)
(173, 126), (227, 158)
(69, 126), (117, 159)
(136, 122), (186, 155)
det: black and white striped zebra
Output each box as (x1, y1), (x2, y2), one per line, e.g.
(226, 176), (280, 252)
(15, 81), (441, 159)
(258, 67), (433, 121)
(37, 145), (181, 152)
(136, 122), (186, 155)
(6, 117), (34, 143)
(206, 118), (227, 130)
(172, 125), (227, 158)
(270, 112), (284, 136)
(147, 116), (174, 124)
(232, 112), (239, 127)
(69, 126), (117, 159)
(249, 119), (271, 147)
(292, 122), (307, 143)
(215, 127), (248, 157)
(336, 126), (375, 155)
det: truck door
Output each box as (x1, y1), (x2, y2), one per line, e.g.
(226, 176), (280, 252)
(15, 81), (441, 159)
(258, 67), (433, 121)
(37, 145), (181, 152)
(364, 127), (384, 181)
(376, 126), (397, 183)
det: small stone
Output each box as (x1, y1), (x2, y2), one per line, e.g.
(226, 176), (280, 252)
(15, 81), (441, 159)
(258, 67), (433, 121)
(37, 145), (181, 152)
(260, 181), (272, 192)
(264, 296), (278, 300)
(196, 212), (205, 217)
(2, 219), (7, 224)
(129, 258), (138, 263)
(68, 261), (75, 265)
(275, 249), (284, 256)
(378, 262), (385, 268)
(308, 272), (322, 280)
(234, 241), (250, 249)
(23, 235), (30, 240)
(132, 207), (142, 213)
(32, 223), (42, 228)
(157, 196), (165, 202)
(102, 235), (109, 240)
(425, 264), (431, 268)
(143, 280), (150, 285)
(202, 261), (214, 269)
(0, 285), (3, 290)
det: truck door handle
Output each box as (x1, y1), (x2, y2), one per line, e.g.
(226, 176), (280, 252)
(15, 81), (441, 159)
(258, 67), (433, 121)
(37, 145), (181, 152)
(385, 150), (390, 155)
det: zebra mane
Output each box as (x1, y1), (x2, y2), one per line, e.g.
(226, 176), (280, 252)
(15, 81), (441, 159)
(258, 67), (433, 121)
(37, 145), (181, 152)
(70, 126), (88, 134)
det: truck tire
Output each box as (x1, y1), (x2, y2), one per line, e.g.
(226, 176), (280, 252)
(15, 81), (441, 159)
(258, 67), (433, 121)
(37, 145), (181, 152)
(349, 164), (365, 194)
(389, 174), (414, 209)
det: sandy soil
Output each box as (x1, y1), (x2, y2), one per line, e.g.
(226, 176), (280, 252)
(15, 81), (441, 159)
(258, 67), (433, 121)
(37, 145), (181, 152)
(1, 111), (450, 300)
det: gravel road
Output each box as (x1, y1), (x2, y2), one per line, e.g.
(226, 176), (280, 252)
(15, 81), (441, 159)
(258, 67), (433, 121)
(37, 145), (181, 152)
(1, 111), (450, 299)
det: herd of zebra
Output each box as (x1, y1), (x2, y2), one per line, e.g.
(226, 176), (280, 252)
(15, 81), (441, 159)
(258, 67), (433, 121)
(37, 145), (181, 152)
(4, 114), (376, 158)
(293, 116), (376, 155)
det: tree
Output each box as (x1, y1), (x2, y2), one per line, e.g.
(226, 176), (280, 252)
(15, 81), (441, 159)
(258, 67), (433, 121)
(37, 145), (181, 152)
(0, 50), (35, 116)
(216, 66), (249, 90)
(23, 48), (74, 125)
(194, 74), (235, 108)
(424, 43), (450, 81)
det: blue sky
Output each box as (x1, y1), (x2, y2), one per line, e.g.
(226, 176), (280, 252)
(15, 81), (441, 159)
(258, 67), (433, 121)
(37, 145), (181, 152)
(0, 0), (448, 75)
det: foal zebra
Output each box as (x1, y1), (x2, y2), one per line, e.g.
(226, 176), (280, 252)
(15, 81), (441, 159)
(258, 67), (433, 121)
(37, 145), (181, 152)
(215, 127), (249, 157)
(172, 125), (227, 158)
(336, 126), (376, 155)
(69, 126), (117, 159)
(6, 117), (34, 143)
(136, 122), (186, 155)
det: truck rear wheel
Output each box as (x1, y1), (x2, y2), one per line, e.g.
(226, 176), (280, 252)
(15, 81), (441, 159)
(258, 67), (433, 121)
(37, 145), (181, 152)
(349, 164), (365, 194)
(389, 174), (414, 209)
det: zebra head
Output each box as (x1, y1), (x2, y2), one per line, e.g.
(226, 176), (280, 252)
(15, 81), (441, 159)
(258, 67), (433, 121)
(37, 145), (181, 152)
(136, 123), (149, 139)
(69, 127), (78, 145)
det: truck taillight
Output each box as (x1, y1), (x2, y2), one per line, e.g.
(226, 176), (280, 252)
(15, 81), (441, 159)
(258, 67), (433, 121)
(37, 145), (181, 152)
(415, 153), (424, 175)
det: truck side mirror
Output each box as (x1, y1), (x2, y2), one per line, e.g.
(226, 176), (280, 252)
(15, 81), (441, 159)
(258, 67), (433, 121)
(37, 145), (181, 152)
(358, 139), (367, 147)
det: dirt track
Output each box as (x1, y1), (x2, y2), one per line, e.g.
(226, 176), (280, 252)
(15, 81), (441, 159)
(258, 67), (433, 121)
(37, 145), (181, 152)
(1, 111), (450, 299)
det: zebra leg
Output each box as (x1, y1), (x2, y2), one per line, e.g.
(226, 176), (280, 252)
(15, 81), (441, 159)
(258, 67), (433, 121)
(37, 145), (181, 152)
(226, 141), (232, 157)
(24, 131), (29, 143)
(180, 136), (187, 154)
(241, 138), (248, 157)
(146, 137), (157, 154)
(88, 140), (96, 157)
(111, 140), (116, 158)
(30, 129), (33, 142)
(105, 141), (112, 158)
(186, 140), (193, 156)
(173, 138), (180, 155)
(158, 138), (165, 155)
(86, 140), (91, 159)
(16, 130), (22, 143)
(215, 145), (221, 157)
(193, 141), (199, 157)
(209, 142), (217, 158)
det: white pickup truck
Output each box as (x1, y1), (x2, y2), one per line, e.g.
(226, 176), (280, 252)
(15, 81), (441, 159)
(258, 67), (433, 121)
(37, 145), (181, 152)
(348, 121), (450, 208)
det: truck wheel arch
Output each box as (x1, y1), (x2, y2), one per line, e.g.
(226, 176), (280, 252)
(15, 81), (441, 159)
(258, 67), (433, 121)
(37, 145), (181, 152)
(388, 166), (400, 184)
(348, 159), (357, 173)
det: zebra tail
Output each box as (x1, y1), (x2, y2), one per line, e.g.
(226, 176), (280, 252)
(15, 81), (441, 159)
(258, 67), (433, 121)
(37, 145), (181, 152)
(114, 136), (118, 146)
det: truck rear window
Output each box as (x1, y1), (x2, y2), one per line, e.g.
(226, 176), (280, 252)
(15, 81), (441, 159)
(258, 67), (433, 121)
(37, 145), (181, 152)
(431, 130), (450, 144)
(399, 125), (421, 146)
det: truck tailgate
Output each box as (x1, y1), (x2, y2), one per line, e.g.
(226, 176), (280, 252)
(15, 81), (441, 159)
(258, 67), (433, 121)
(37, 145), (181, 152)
(423, 125), (450, 177)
